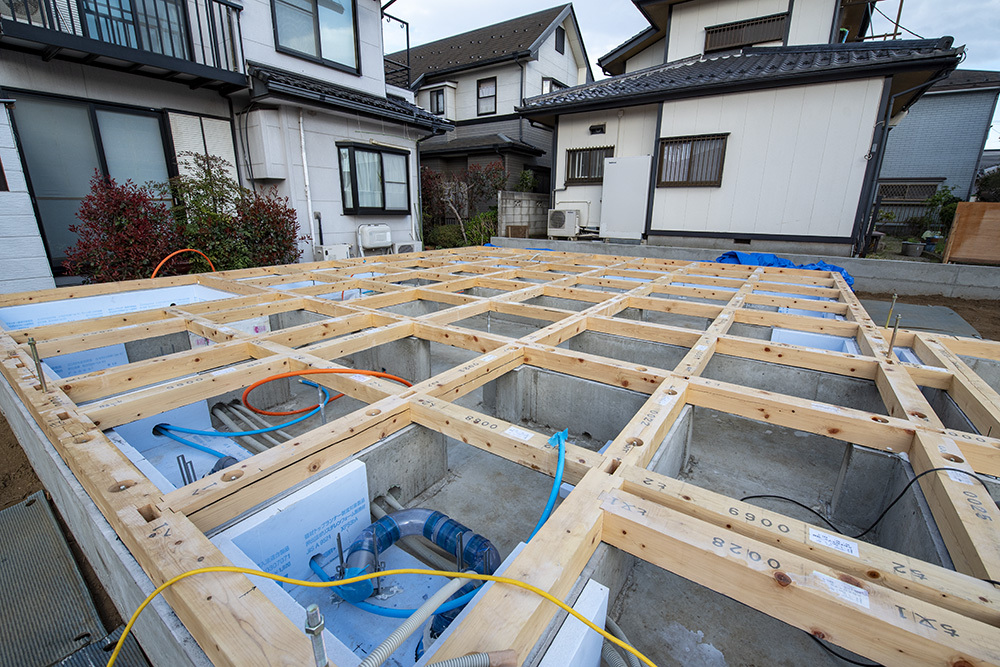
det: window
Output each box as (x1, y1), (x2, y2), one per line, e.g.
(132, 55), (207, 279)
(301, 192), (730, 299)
(555, 26), (566, 54)
(542, 78), (567, 95)
(274, 0), (358, 71)
(657, 134), (728, 187)
(704, 13), (788, 52)
(429, 89), (445, 115)
(477, 78), (497, 116)
(337, 143), (410, 214)
(877, 181), (942, 202)
(566, 146), (614, 185)
(0, 156), (7, 192)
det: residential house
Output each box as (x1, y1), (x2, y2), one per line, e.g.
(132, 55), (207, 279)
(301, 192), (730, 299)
(519, 0), (963, 256)
(388, 4), (593, 193)
(0, 0), (448, 293)
(876, 69), (1000, 224)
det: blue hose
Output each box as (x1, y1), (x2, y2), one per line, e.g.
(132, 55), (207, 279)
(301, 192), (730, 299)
(528, 429), (567, 541)
(157, 382), (329, 438)
(308, 555), (478, 617)
(154, 426), (227, 458)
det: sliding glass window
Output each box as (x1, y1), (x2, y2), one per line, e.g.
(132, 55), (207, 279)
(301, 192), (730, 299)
(274, 0), (358, 71)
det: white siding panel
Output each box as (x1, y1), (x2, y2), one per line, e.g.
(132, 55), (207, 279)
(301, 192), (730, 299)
(668, 0), (791, 62)
(650, 78), (885, 239)
(787, 0), (836, 46)
(625, 39), (665, 73)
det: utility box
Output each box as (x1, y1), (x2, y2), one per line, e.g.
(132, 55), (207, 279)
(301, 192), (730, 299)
(599, 156), (651, 241)
(245, 109), (287, 180)
(315, 244), (351, 261)
(358, 224), (392, 249)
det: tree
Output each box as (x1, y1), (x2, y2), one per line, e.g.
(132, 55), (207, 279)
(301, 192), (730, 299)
(421, 161), (508, 244)
(976, 170), (1000, 203)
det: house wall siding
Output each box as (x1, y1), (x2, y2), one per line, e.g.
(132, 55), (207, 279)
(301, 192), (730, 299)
(650, 77), (885, 238)
(0, 108), (54, 294)
(786, 0), (836, 46)
(256, 105), (422, 255)
(667, 0), (791, 62)
(240, 0), (386, 98)
(524, 16), (589, 97)
(879, 88), (1000, 200)
(553, 105), (660, 226)
(626, 39), (666, 73)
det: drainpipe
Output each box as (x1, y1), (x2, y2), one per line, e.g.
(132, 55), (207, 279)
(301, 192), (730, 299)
(298, 109), (318, 258)
(516, 56), (526, 143)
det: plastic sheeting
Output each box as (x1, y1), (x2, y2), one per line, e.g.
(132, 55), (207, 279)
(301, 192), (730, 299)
(714, 251), (854, 288)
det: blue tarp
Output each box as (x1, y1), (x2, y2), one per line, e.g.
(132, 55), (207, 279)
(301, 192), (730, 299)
(714, 251), (854, 288)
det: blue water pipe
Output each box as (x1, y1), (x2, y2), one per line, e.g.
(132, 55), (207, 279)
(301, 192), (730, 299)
(154, 427), (227, 458)
(528, 429), (567, 541)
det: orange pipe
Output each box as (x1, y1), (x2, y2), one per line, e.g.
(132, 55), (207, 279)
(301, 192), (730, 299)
(151, 249), (216, 278)
(242, 369), (413, 416)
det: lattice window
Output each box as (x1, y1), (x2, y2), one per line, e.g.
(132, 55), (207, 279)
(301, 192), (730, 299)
(704, 13), (788, 52)
(566, 146), (614, 185)
(877, 182), (941, 202)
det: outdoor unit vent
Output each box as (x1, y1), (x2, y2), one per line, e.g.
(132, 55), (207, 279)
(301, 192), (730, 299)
(358, 224), (392, 249)
(316, 244), (351, 261)
(392, 241), (422, 254)
(548, 209), (581, 238)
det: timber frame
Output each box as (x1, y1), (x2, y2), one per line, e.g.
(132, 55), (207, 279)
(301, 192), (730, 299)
(1, 246), (999, 666)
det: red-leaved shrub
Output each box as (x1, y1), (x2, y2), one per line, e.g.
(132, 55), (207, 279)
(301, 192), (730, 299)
(64, 172), (183, 283)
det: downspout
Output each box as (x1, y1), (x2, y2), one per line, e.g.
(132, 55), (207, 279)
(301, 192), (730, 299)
(643, 103), (665, 238)
(516, 55), (526, 143)
(298, 109), (318, 257)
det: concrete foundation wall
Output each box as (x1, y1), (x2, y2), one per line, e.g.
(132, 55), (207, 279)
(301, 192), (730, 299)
(493, 237), (1000, 298)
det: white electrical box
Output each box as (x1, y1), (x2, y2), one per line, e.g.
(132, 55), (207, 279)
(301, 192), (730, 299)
(548, 209), (582, 237)
(599, 156), (651, 241)
(315, 244), (351, 261)
(358, 224), (393, 249)
(392, 241), (422, 254)
(244, 109), (288, 180)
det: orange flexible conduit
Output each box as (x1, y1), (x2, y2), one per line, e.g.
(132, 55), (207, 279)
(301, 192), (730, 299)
(242, 369), (413, 416)
(151, 249), (216, 278)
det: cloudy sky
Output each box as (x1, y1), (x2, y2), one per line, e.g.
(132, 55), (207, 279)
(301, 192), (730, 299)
(382, 0), (1000, 148)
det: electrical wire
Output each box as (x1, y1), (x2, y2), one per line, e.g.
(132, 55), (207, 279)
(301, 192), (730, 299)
(242, 369), (412, 416)
(809, 635), (882, 666)
(151, 249), (216, 278)
(743, 467), (992, 540)
(104, 566), (657, 667)
(871, 4), (924, 40)
(528, 429), (567, 541)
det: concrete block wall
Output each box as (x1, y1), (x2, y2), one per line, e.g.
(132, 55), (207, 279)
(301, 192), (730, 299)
(498, 191), (549, 238)
(493, 237), (1000, 299)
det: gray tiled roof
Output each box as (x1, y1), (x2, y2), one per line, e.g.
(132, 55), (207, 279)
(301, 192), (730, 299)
(387, 5), (568, 85)
(521, 39), (962, 115)
(420, 132), (544, 156)
(931, 69), (1000, 92)
(248, 62), (451, 132)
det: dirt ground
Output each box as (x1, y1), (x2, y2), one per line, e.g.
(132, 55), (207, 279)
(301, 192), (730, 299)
(0, 410), (42, 511)
(856, 292), (1000, 342)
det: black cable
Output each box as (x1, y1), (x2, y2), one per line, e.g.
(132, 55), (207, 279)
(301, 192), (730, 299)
(741, 494), (842, 532)
(872, 5), (925, 39)
(852, 467), (991, 539)
(809, 635), (882, 666)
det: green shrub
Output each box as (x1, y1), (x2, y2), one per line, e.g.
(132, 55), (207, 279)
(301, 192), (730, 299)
(425, 224), (465, 249)
(976, 170), (1000, 202)
(466, 210), (497, 246)
(515, 169), (538, 193)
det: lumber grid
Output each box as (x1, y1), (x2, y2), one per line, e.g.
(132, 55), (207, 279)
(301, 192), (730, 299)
(1, 246), (999, 667)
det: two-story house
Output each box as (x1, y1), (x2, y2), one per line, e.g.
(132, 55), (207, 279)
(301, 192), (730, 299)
(387, 4), (592, 193)
(0, 0), (449, 293)
(519, 0), (963, 256)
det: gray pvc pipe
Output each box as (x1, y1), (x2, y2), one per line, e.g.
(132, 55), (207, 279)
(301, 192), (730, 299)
(601, 641), (629, 667)
(605, 618), (641, 667)
(426, 655), (492, 667)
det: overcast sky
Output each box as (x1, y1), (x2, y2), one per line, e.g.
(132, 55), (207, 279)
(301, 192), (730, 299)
(382, 0), (1000, 149)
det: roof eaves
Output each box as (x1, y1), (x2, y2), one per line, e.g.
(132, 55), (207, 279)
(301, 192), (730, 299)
(525, 4), (572, 57)
(597, 25), (661, 71)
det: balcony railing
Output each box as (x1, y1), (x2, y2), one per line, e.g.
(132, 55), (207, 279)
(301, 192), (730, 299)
(704, 12), (788, 53)
(0, 0), (245, 85)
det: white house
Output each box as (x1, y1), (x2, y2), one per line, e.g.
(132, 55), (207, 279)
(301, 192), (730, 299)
(0, 0), (449, 292)
(519, 0), (963, 256)
(387, 4), (593, 192)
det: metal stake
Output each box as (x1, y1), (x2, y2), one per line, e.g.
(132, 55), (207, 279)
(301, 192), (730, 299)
(885, 293), (898, 328)
(335, 533), (346, 579)
(456, 532), (465, 572)
(304, 604), (330, 667)
(27, 337), (46, 392)
(889, 314), (902, 352)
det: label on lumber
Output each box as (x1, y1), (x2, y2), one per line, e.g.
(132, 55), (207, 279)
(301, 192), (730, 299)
(808, 528), (859, 557)
(504, 426), (534, 442)
(813, 571), (869, 609)
(946, 470), (974, 486)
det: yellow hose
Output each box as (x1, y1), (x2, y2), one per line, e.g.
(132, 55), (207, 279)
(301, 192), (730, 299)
(106, 566), (657, 667)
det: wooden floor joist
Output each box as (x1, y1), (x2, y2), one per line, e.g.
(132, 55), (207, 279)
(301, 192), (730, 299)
(1, 246), (999, 666)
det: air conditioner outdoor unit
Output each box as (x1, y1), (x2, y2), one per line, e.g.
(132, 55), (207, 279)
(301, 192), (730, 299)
(358, 224), (393, 249)
(315, 244), (352, 261)
(392, 241), (422, 254)
(547, 209), (582, 238)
